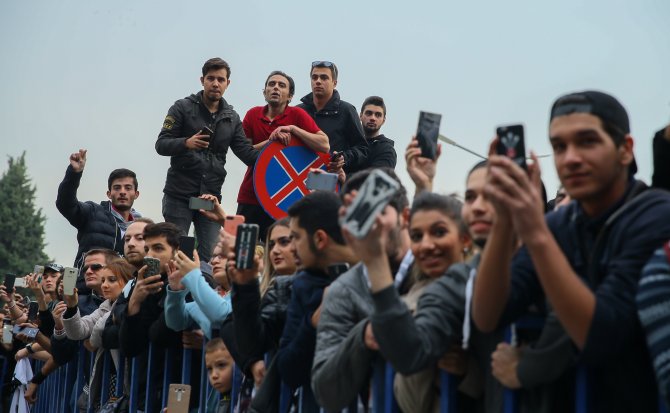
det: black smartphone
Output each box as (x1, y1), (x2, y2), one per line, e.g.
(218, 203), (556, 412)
(331, 151), (343, 162)
(235, 224), (260, 270)
(416, 111), (442, 160)
(200, 126), (214, 140)
(188, 197), (215, 211)
(179, 236), (196, 261)
(3, 274), (16, 292)
(496, 124), (527, 170)
(27, 302), (39, 322)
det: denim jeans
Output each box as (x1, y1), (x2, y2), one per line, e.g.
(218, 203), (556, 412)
(162, 194), (221, 263)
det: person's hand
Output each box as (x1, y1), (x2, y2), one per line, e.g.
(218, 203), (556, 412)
(174, 250), (199, 277)
(15, 348), (29, 361)
(217, 228), (236, 255)
(405, 137), (440, 194)
(251, 360), (266, 388)
(437, 345), (467, 376)
(63, 287), (79, 308)
(485, 145), (544, 243)
(269, 126), (292, 146)
(226, 252), (259, 285)
(26, 274), (44, 300)
(363, 322), (379, 351)
(491, 342), (522, 389)
(24, 382), (38, 404)
(127, 266), (163, 315)
(327, 152), (345, 173)
(69, 149), (87, 173)
(197, 194), (227, 224)
(14, 322), (37, 343)
(52, 301), (67, 330)
(185, 130), (210, 150)
(0, 285), (12, 304)
(182, 329), (204, 350)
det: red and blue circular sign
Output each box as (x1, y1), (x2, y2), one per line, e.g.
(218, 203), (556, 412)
(254, 139), (331, 219)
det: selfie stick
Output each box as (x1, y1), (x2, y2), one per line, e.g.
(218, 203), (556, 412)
(438, 134), (551, 160)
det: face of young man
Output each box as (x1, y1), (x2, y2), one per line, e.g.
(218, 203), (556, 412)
(124, 222), (148, 268)
(107, 177), (139, 212)
(310, 67), (336, 100)
(82, 253), (106, 292)
(144, 235), (177, 274)
(200, 68), (231, 103)
(549, 112), (633, 214)
(41, 271), (61, 295)
(360, 104), (385, 137)
(263, 74), (292, 108)
(289, 217), (319, 270)
(462, 167), (495, 248)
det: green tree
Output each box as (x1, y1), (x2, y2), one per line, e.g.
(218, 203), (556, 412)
(0, 152), (50, 276)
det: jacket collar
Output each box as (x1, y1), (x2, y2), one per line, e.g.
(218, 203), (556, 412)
(300, 90), (341, 113)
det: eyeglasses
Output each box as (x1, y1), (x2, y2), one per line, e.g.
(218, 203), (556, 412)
(268, 236), (292, 250)
(81, 263), (105, 274)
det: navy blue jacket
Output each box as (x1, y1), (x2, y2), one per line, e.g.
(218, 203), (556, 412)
(501, 180), (670, 413)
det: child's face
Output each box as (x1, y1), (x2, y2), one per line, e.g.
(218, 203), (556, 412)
(206, 348), (233, 393)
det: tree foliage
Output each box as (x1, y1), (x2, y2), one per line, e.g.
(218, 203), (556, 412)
(0, 152), (50, 276)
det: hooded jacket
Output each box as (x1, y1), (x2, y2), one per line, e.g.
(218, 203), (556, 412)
(56, 165), (141, 268)
(298, 90), (368, 174)
(156, 91), (259, 200)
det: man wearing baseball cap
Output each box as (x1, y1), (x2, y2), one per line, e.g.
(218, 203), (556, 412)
(41, 263), (63, 305)
(472, 90), (670, 411)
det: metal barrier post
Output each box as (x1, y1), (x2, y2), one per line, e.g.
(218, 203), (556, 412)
(144, 343), (156, 413)
(129, 356), (140, 412)
(439, 371), (458, 413)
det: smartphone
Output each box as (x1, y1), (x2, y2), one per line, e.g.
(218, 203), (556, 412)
(306, 171), (338, 192)
(327, 263), (350, 281)
(27, 302), (39, 322)
(188, 197), (215, 211)
(331, 151), (343, 161)
(3, 274), (16, 292)
(14, 278), (27, 288)
(34, 265), (44, 283)
(223, 215), (245, 236)
(63, 267), (78, 295)
(12, 325), (23, 335)
(143, 257), (161, 278)
(23, 327), (39, 339)
(496, 124), (527, 170)
(416, 111), (442, 160)
(341, 169), (400, 239)
(179, 236), (196, 261)
(200, 126), (214, 138)
(2, 322), (12, 345)
(235, 224), (260, 270)
(166, 383), (191, 413)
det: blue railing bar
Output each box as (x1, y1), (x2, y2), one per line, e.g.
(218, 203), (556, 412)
(116, 354), (125, 398)
(230, 364), (243, 410)
(87, 350), (96, 413)
(129, 355), (140, 412)
(162, 347), (174, 408)
(575, 366), (588, 413)
(439, 371), (458, 413)
(144, 343), (156, 413)
(199, 342), (208, 412)
(181, 348), (192, 384)
(100, 350), (111, 405)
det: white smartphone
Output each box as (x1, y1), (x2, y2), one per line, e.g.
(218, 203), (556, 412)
(63, 267), (78, 295)
(2, 323), (12, 344)
(341, 169), (400, 239)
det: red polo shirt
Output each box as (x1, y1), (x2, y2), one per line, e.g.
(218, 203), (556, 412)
(237, 105), (321, 205)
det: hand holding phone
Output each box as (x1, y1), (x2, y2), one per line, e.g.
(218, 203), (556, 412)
(63, 267), (78, 296)
(143, 257), (161, 278)
(341, 169), (400, 239)
(189, 197), (215, 211)
(178, 236), (196, 261)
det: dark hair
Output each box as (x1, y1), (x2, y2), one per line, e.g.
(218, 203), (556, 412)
(409, 192), (466, 236)
(143, 222), (183, 250)
(105, 259), (136, 284)
(84, 248), (121, 266)
(107, 169), (138, 191)
(342, 168), (408, 213)
(361, 96), (386, 117)
(288, 191), (345, 245)
(310, 61), (338, 81)
(202, 57), (231, 78)
(265, 71), (295, 98)
(467, 160), (487, 180)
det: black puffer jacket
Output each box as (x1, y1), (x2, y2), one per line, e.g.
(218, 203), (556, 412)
(298, 91), (369, 175)
(56, 165), (140, 268)
(156, 91), (258, 200)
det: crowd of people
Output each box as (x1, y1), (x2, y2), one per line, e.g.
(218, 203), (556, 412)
(2, 56), (670, 413)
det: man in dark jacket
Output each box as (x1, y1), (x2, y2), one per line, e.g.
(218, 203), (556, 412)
(56, 148), (141, 270)
(652, 122), (670, 191)
(472, 90), (670, 412)
(359, 96), (397, 169)
(298, 61), (368, 175)
(156, 57), (259, 262)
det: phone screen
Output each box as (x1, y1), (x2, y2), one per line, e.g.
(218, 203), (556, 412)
(416, 111), (442, 160)
(496, 124), (527, 170)
(179, 236), (196, 261)
(188, 197), (214, 211)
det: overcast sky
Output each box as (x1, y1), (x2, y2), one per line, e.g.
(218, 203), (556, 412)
(1, 0), (668, 266)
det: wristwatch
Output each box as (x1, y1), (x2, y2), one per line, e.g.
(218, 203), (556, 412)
(25, 343), (34, 354)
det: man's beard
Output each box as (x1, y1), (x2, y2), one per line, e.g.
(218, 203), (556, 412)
(126, 254), (144, 268)
(385, 226), (401, 262)
(363, 125), (380, 136)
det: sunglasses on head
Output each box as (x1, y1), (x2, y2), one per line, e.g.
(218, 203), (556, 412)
(312, 61), (334, 68)
(81, 263), (105, 273)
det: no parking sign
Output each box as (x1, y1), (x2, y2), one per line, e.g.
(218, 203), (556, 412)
(254, 139), (331, 219)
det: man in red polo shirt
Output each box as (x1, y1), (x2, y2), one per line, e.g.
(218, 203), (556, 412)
(237, 71), (330, 239)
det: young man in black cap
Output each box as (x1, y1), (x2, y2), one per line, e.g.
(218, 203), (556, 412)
(40, 263), (62, 305)
(472, 90), (670, 412)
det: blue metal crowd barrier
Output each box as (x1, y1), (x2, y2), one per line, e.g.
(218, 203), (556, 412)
(20, 341), (670, 413)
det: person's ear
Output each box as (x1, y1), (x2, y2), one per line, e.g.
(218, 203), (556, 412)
(401, 207), (411, 229)
(200, 76), (205, 87)
(313, 229), (328, 251)
(106, 190), (112, 200)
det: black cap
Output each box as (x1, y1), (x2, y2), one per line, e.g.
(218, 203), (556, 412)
(44, 263), (63, 273)
(550, 90), (637, 175)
